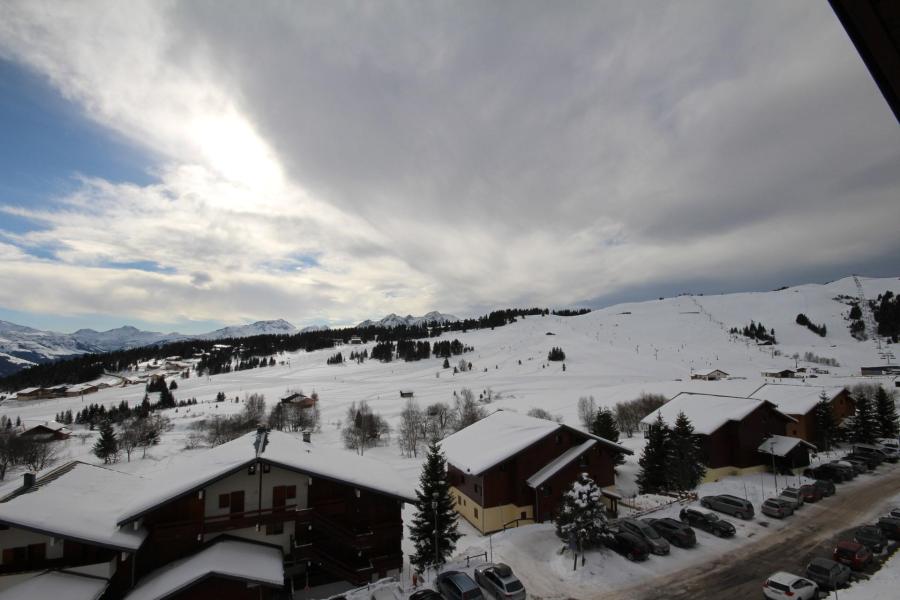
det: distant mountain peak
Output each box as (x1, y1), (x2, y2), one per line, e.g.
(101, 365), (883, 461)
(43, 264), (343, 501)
(356, 312), (460, 328)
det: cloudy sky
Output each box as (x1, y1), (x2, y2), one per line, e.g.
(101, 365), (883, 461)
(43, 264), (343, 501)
(0, 1), (898, 333)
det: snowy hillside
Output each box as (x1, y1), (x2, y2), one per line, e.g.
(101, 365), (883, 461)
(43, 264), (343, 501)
(0, 318), (299, 376)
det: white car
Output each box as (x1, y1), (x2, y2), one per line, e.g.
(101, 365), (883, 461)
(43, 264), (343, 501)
(763, 572), (819, 600)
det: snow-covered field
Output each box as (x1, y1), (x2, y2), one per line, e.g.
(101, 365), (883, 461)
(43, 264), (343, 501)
(0, 275), (898, 596)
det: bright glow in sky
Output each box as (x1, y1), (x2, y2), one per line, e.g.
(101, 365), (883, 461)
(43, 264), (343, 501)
(0, 0), (898, 333)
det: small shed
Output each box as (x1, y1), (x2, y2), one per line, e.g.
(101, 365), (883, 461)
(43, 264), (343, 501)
(757, 434), (816, 474)
(762, 369), (796, 379)
(399, 390), (414, 398)
(691, 369), (729, 381)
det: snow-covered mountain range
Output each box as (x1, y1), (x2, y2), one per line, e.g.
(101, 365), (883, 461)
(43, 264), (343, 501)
(0, 319), (299, 376)
(357, 311), (459, 328)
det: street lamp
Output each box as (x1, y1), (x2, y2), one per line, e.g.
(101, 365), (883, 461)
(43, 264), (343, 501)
(431, 493), (439, 570)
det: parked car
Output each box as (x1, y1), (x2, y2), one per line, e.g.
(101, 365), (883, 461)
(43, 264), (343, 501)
(679, 507), (736, 537)
(411, 590), (444, 600)
(778, 487), (805, 510)
(829, 460), (860, 478)
(803, 464), (845, 483)
(844, 453), (879, 470)
(699, 494), (755, 519)
(473, 563), (526, 600)
(436, 571), (484, 600)
(798, 484), (822, 503)
(854, 443), (894, 463)
(877, 516), (900, 540)
(853, 525), (887, 553)
(812, 479), (836, 497)
(761, 497), (795, 519)
(762, 572), (819, 600)
(805, 558), (851, 590)
(888, 506), (900, 519)
(616, 518), (670, 555)
(601, 530), (650, 561)
(832, 540), (873, 571)
(875, 444), (900, 462)
(644, 517), (696, 548)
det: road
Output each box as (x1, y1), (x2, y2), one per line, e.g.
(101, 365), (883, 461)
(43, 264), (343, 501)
(599, 464), (900, 600)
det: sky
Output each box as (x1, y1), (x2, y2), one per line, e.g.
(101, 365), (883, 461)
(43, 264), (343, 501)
(0, 1), (898, 335)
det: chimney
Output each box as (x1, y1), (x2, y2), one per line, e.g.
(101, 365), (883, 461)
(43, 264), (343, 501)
(302, 430), (311, 443)
(23, 473), (36, 489)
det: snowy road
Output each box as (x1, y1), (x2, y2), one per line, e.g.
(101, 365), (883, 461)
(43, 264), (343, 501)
(599, 464), (900, 600)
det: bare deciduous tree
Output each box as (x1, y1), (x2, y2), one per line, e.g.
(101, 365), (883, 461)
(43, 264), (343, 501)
(397, 399), (425, 457)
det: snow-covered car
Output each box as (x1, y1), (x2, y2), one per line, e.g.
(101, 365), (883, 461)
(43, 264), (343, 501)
(601, 530), (650, 561)
(679, 507), (735, 538)
(473, 563), (526, 600)
(812, 479), (836, 497)
(853, 525), (887, 553)
(615, 518), (670, 555)
(762, 571), (819, 600)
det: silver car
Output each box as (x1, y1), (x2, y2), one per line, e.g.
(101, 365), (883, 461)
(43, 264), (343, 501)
(779, 488), (804, 510)
(473, 563), (526, 600)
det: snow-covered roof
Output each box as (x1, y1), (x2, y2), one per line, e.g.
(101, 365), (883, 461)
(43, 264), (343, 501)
(0, 462), (147, 551)
(640, 393), (795, 435)
(0, 571), (108, 600)
(16, 386), (41, 395)
(22, 420), (68, 433)
(124, 539), (284, 600)
(757, 435), (817, 457)
(526, 439), (596, 488)
(118, 429), (414, 525)
(441, 410), (630, 475)
(749, 384), (845, 415)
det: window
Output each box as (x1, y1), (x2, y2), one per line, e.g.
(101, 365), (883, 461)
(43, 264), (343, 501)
(2, 543), (45, 567)
(262, 463), (271, 473)
(555, 433), (561, 444)
(520, 511), (526, 520)
(266, 522), (284, 536)
(579, 454), (589, 467)
(474, 508), (479, 519)
(542, 485), (551, 497)
(457, 495), (462, 506)
(218, 493), (230, 509)
(474, 484), (481, 495)
(247, 464), (257, 475)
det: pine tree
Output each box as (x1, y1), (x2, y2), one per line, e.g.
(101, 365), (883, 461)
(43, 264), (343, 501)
(408, 441), (461, 574)
(93, 421), (120, 464)
(591, 408), (624, 465)
(875, 386), (899, 439)
(849, 390), (878, 444)
(668, 412), (706, 491)
(555, 472), (608, 548)
(814, 392), (839, 451)
(637, 414), (670, 494)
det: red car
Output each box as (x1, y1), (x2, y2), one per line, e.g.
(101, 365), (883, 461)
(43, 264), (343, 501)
(833, 540), (872, 571)
(799, 484), (823, 503)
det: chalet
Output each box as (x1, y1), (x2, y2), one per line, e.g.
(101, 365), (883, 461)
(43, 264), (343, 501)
(762, 369), (796, 379)
(757, 435), (817, 475)
(440, 410), (632, 534)
(749, 384), (853, 443)
(0, 570), (109, 600)
(690, 369), (729, 381)
(349, 336), (363, 345)
(279, 392), (316, 408)
(65, 383), (99, 397)
(19, 421), (71, 441)
(640, 393), (800, 481)
(399, 390), (414, 399)
(116, 428), (414, 592)
(14, 387), (44, 400)
(861, 365), (900, 376)
(123, 538), (284, 600)
(0, 463), (147, 597)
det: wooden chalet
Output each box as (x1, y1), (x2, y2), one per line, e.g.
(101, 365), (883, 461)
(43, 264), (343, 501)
(757, 435), (817, 475)
(440, 410), (632, 534)
(641, 393), (800, 481)
(762, 369), (796, 379)
(117, 428), (413, 592)
(19, 421), (71, 441)
(0, 430), (414, 599)
(279, 392), (316, 408)
(690, 369), (729, 381)
(749, 384), (854, 444)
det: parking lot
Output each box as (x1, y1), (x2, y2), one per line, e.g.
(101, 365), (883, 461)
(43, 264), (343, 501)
(597, 463), (900, 600)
